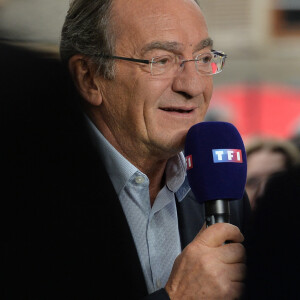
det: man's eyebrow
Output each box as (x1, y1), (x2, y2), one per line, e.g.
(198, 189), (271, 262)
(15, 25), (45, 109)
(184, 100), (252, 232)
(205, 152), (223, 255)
(141, 41), (183, 55)
(194, 37), (214, 52)
(141, 37), (214, 55)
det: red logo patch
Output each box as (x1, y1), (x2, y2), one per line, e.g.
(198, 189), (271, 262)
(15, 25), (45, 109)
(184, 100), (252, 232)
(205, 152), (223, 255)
(186, 155), (193, 170)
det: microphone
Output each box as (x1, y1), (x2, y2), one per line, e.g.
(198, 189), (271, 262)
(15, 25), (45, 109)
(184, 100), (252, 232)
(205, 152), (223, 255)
(184, 122), (247, 226)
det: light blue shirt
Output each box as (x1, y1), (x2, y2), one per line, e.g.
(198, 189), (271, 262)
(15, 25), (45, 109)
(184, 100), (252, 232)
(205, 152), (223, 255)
(85, 116), (191, 293)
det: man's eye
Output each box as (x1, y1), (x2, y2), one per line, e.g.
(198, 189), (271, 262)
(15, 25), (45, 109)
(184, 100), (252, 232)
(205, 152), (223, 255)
(200, 54), (212, 64)
(153, 56), (173, 65)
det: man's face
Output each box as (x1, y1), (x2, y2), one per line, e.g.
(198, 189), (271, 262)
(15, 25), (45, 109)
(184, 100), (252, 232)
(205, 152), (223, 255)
(95, 0), (213, 162)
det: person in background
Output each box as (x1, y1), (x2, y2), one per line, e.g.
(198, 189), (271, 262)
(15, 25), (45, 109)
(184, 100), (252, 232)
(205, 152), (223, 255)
(245, 136), (300, 209)
(3, 0), (251, 299)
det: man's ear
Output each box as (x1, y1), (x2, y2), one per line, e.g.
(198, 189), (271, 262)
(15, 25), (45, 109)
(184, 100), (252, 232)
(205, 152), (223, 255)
(68, 55), (103, 106)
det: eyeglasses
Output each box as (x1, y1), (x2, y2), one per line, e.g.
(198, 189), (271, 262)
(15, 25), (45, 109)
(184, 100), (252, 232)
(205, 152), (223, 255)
(100, 50), (227, 76)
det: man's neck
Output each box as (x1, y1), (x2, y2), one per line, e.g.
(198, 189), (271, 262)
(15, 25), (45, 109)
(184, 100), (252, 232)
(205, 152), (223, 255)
(85, 109), (173, 206)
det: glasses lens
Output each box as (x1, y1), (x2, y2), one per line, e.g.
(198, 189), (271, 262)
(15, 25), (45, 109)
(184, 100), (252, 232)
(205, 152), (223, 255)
(195, 51), (226, 75)
(212, 51), (226, 74)
(195, 53), (213, 74)
(150, 55), (177, 76)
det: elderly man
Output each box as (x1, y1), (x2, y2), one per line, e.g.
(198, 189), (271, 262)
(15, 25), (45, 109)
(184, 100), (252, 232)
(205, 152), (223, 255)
(3, 0), (250, 299)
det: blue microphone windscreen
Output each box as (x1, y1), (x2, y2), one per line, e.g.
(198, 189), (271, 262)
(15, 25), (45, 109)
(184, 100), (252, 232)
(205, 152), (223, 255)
(184, 122), (247, 204)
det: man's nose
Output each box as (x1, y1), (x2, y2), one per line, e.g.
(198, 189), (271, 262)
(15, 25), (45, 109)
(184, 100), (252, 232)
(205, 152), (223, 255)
(171, 60), (211, 98)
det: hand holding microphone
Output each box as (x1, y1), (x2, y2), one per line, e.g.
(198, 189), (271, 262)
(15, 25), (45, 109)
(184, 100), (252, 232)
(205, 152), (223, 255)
(165, 222), (246, 300)
(165, 122), (247, 300)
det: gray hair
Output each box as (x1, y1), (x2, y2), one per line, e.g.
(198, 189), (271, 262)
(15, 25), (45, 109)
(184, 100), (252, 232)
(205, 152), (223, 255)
(60, 0), (115, 79)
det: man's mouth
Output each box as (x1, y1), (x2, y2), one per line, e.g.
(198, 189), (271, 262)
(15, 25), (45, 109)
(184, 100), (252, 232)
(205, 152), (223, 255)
(160, 108), (194, 113)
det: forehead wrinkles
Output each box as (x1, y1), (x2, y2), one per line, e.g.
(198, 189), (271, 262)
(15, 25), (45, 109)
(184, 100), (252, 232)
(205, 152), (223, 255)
(111, 0), (208, 53)
(110, 0), (202, 36)
(111, 10), (175, 37)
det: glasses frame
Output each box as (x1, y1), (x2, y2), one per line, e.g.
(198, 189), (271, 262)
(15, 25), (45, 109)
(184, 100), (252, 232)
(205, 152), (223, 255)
(99, 50), (227, 76)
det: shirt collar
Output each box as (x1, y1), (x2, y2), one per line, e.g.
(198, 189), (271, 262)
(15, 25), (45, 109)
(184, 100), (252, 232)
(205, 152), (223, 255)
(85, 114), (190, 200)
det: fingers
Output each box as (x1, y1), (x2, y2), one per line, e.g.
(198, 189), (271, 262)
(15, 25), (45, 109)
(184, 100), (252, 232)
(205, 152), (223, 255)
(194, 222), (244, 247)
(165, 223), (246, 299)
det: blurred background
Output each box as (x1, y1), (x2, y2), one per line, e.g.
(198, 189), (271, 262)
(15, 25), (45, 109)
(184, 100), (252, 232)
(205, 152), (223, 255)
(0, 0), (68, 53)
(0, 0), (299, 142)
(200, 0), (300, 144)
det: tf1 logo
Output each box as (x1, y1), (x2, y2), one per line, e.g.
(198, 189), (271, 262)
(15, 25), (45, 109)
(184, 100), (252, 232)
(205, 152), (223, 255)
(212, 149), (243, 163)
(185, 149), (243, 170)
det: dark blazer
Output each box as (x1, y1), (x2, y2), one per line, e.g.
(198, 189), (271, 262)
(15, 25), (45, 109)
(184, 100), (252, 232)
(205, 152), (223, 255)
(2, 43), (251, 300)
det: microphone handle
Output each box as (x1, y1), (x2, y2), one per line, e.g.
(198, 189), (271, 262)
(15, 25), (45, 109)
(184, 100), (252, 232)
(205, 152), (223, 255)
(205, 199), (230, 227)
